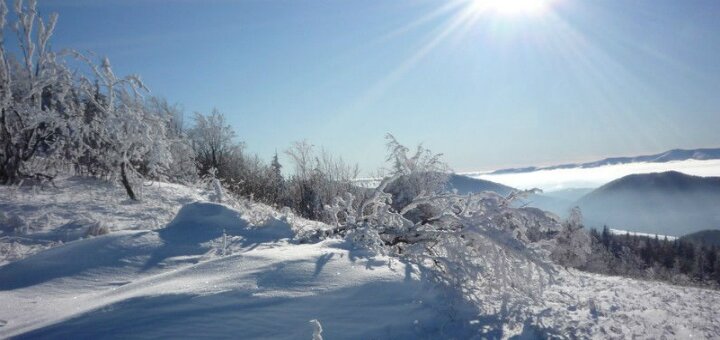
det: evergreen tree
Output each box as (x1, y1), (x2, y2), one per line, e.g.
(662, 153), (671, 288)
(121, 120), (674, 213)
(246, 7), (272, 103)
(268, 151), (285, 205)
(601, 225), (611, 249)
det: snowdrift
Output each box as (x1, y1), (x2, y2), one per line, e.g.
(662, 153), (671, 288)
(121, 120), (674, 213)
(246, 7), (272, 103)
(0, 201), (472, 339)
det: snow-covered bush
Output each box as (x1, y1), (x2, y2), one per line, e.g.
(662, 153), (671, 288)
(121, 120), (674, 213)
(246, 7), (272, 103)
(0, 212), (27, 234)
(0, 0), (79, 184)
(145, 97), (198, 184)
(189, 109), (242, 178)
(319, 179), (563, 315)
(285, 140), (360, 221)
(85, 221), (109, 237)
(307, 137), (565, 318)
(0, 1), (186, 196)
(212, 177), (224, 204)
(72, 53), (174, 200)
(309, 319), (323, 340)
(550, 207), (592, 268)
(382, 134), (449, 215)
(187, 110), (288, 206)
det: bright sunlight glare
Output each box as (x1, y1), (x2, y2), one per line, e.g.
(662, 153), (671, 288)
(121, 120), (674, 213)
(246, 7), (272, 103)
(470, 0), (549, 15)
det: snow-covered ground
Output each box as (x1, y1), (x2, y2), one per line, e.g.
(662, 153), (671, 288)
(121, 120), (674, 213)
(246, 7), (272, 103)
(609, 228), (678, 241)
(1, 178), (719, 338)
(0, 177), (214, 265)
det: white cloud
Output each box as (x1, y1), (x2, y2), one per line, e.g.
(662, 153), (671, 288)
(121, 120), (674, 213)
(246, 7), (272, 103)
(473, 159), (720, 192)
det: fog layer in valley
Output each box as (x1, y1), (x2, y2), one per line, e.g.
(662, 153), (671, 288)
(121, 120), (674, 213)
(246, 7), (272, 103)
(473, 159), (720, 191)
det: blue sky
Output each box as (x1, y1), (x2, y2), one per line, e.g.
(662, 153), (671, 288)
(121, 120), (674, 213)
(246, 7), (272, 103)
(26, 0), (720, 174)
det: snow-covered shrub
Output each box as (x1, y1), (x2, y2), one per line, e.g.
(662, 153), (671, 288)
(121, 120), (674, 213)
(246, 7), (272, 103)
(72, 53), (174, 200)
(189, 109), (243, 179)
(212, 178), (224, 204)
(85, 221), (109, 237)
(0, 0), (79, 184)
(382, 134), (449, 215)
(145, 97), (198, 184)
(550, 207), (592, 268)
(309, 319), (323, 340)
(309, 137), (565, 318)
(187, 110), (288, 206)
(0, 1), (191, 194)
(285, 141), (360, 221)
(0, 212), (27, 234)
(319, 178), (563, 315)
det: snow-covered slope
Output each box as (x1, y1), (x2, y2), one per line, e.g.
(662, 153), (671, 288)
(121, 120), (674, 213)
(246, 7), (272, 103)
(0, 200), (471, 339)
(1, 178), (719, 339)
(0, 177), (215, 265)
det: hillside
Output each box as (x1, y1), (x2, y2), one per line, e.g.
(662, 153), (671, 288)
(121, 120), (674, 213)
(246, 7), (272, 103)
(2, 178), (719, 338)
(446, 174), (515, 195)
(578, 171), (720, 236)
(0, 180), (473, 338)
(446, 174), (576, 217)
(681, 230), (720, 248)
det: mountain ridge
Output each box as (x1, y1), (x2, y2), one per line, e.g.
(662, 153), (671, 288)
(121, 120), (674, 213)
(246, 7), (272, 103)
(490, 148), (720, 175)
(577, 171), (720, 236)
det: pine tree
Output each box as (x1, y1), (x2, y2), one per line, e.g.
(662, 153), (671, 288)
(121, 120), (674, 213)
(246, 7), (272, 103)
(268, 151), (285, 205)
(601, 225), (611, 249)
(271, 151), (282, 179)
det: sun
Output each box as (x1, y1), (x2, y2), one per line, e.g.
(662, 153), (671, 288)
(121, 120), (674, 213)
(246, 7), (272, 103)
(470, 0), (550, 15)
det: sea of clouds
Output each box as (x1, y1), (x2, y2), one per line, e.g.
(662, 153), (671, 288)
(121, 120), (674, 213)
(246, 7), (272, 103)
(471, 159), (720, 192)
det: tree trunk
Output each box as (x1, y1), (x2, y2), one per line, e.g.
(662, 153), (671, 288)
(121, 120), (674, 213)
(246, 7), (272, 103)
(120, 161), (137, 200)
(1, 155), (21, 185)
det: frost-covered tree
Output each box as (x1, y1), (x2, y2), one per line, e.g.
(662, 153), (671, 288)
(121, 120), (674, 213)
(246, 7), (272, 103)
(307, 137), (564, 317)
(0, 0), (78, 184)
(382, 134), (450, 221)
(189, 109), (242, 179)
(145, 96), (197, 183)
(266, 151), (285, 204)
(550, 207), (592, 268)
(0, 0), (192, 194)
(73, 54), (172, 200)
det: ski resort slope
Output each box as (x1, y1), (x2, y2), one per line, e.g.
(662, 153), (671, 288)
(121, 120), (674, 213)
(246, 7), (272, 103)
(0, 179), (719, 339)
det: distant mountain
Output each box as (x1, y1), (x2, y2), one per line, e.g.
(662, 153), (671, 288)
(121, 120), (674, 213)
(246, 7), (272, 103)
(446, 174), (575, 216)
(446, 174), (515, 196)
(681, 230), (720, 248)
(491, 148), (720, 175)
(577, 171), (720, 236)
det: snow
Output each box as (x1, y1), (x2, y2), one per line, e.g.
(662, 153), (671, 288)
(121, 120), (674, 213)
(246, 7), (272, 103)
(0, 177), (212, 265)
(0, 233), (468, 338)
(609, 228), (678, 241)
(1, 178), (719, 338)
(0, 180), (471, 338)
(533, 270), (720, 338)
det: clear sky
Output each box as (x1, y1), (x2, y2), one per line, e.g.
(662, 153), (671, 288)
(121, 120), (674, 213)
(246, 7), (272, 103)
(29, 0), (720, 174)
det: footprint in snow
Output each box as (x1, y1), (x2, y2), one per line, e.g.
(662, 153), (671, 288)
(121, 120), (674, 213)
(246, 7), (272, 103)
(0, 319), (7, 327)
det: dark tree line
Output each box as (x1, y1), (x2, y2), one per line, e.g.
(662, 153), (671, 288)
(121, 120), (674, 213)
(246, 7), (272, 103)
(580, 226), (720, 287)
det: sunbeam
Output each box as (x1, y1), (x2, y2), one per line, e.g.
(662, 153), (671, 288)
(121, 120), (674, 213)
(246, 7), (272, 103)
(469, 0), (551, 15)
